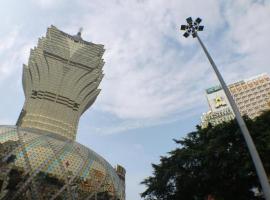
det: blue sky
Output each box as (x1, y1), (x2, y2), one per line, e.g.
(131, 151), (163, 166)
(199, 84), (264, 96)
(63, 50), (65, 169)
(0, 0), (270, 199)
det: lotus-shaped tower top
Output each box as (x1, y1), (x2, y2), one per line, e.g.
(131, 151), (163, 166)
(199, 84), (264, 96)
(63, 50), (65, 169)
(17, 25), (105, 140)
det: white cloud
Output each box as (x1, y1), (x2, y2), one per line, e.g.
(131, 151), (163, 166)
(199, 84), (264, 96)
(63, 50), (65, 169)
(55, 0), (269, 134)
(0, 29), (19, 53)
(1, 0), (270, 133)
(0, 27), (19, 80)
(30, 0), (64, 8)
(0, 118), (13, 125)
(65, 0), (222, 122)
(0, 27), (30, 82)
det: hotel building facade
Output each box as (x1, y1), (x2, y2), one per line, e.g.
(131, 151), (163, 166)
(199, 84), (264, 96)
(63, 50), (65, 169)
(201, 74), (270, 128)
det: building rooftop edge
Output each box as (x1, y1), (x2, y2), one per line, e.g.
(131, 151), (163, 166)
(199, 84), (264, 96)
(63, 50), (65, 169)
(50, 25), (105, 47)
(205, 73), (269, 94)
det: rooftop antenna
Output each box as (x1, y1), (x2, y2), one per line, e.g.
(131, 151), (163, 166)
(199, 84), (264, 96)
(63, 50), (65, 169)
(73, 27), (83, 42)
(77, 27), (83, 37)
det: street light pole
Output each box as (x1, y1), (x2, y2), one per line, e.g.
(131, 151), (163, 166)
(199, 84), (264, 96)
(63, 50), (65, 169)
(180, 17), (270, 200)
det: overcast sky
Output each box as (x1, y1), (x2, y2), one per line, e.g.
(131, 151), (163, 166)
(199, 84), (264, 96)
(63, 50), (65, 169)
(0, 0), (270, 199)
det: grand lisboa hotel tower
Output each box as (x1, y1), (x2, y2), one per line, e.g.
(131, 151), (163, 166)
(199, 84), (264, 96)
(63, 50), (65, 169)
(0, 26), (125, 200)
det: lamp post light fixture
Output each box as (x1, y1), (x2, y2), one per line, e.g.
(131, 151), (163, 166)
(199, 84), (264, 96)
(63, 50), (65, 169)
(180, 17), (270, 200)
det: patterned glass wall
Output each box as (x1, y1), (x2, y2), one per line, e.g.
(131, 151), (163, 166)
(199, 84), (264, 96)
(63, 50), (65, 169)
(0, 126), (125, 200)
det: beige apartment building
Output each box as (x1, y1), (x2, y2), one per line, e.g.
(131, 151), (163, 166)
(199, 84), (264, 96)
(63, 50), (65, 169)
(201, 73), (270, 128)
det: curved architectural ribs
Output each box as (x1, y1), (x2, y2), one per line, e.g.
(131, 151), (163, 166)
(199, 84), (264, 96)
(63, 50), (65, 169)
(18, 26), (105, 140)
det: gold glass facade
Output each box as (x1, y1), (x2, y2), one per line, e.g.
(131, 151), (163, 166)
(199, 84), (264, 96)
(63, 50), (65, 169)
(18, 26), (104, 140)
(0, 26), (125, 200)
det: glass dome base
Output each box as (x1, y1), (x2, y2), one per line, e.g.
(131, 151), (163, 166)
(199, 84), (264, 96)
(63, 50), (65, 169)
(0, 126), (124, 200)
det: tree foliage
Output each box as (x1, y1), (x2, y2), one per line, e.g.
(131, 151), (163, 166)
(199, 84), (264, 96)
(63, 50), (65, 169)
(141, 111), (270, 200)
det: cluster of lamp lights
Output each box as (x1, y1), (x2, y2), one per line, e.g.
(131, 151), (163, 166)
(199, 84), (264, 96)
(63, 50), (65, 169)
(180, 17), (270, 200)
(180, 17), (204, 38)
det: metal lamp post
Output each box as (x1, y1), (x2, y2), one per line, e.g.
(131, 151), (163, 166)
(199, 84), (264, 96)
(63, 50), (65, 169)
(180, 17), (270, 199)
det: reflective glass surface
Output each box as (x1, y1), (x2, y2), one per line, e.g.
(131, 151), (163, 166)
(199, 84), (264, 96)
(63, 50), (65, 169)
(0, 126), (125, 200)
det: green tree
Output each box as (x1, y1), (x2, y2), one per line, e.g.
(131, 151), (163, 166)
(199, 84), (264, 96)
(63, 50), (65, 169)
(141, 111), (270, 200)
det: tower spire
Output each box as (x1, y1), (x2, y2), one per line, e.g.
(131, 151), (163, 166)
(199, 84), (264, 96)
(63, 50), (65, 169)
(73, 27), (83, 41)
